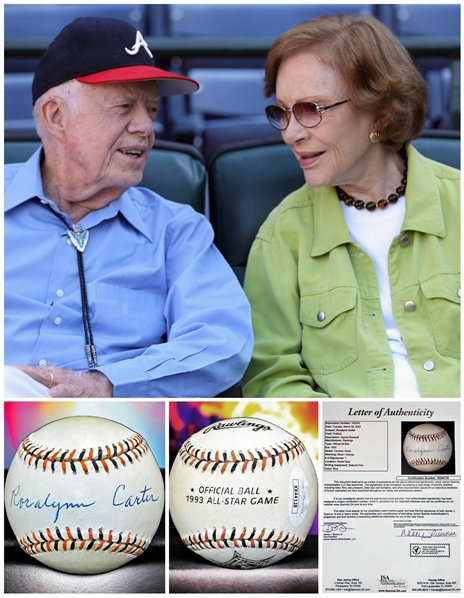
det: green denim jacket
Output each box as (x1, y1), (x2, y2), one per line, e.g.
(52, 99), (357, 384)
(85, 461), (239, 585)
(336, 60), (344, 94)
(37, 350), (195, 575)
(242, 144), (460, 398)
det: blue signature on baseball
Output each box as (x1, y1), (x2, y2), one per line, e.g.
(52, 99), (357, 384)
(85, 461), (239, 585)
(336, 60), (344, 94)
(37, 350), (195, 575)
(9, 484), (159, 523)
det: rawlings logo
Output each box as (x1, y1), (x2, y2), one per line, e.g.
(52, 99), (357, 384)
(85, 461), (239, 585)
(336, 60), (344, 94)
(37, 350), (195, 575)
(203, 420), (272, 434)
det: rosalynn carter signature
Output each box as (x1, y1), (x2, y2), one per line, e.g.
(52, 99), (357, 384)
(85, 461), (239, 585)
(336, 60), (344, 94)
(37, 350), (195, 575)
(399, 528), (458, 539)
(9, 484), (159, 524)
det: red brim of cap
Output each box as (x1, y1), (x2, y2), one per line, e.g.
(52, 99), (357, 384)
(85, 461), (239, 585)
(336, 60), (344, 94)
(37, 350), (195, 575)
(76, 65), (199, 96)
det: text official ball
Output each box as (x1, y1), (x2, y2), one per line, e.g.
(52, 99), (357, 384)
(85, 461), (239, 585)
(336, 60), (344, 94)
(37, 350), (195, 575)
(170, 417), (318, 569)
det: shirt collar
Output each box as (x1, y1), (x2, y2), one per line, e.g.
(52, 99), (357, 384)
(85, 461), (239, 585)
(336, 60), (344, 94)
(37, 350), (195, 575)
(400, 143), (446, 238)
(311, 187), (352, 257)
(311, 142), (447, 257)
(4, 145), (153, 241)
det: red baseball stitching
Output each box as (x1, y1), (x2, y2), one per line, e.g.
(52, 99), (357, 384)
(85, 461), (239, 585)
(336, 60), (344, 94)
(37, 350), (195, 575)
(18, 433), (149, 474)
(182, 526), (305, 553)
(19, 526), (149, 556)
(407, 429), (448, 442)
(408, 458), (449, 467)
(179, 438), (306, 473)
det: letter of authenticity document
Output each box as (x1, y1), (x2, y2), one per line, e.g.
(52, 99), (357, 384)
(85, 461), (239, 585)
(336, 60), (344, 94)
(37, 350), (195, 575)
(322, 400), (461, 593)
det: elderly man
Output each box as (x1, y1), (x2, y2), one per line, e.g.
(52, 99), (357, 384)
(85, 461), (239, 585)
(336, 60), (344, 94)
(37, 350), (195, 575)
(5, 17), (253, 398)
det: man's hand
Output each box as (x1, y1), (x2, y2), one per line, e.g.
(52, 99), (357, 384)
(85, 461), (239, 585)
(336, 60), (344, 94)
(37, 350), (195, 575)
(15, 365), (114, 398)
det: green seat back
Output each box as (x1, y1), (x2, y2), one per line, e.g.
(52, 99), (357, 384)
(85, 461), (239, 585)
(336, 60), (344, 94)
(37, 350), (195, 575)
(411, 136), (460, 169)
(209, 142), (304, 284)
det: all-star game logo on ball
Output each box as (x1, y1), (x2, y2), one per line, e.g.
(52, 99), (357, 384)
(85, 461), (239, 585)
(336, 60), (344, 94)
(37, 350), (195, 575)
(170, 416), (318, 569)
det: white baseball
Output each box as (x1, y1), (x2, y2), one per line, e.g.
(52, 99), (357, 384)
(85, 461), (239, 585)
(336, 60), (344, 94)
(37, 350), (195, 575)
(403, 423), (453, 472)
(5, 416), (164, 574)
(169, 416), (318, 569)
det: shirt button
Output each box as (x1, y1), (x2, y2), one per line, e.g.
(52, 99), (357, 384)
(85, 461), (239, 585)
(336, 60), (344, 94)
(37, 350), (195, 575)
(56, 289), (64, 297)
(54, 317), (62, 325)
(67, 238), (73, 245)
(400, 235), (409, 246)
(405, 301), (416, 311)
(424, 360), (435, 371)
(39, 359), (47, 366)
(458, 289), (461, 298)
(317, 311), (326, 322)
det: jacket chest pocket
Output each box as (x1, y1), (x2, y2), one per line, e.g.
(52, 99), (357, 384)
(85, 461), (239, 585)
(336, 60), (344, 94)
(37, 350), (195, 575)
(299, 286), (358, 375)
(421, 274), (460, 359)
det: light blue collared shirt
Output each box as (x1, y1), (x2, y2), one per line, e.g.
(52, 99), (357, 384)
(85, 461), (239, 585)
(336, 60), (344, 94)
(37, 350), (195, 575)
(5, 148), (253, 397)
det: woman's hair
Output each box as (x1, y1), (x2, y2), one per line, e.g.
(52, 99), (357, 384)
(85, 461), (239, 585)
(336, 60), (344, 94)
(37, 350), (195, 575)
(264, 14), (429, 150)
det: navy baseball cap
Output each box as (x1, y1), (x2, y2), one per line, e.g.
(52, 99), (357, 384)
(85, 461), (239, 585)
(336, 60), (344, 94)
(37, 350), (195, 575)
(32, 17), (199, 103)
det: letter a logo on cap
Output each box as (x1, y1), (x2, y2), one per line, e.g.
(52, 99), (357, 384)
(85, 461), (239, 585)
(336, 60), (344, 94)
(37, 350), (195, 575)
(125, 31), (154, 59)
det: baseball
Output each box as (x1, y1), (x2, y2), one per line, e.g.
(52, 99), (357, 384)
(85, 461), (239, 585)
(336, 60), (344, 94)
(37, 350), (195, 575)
(403, 423), (453, 472)
(4, 416), (164, 574)
(169, 416), (318, 569)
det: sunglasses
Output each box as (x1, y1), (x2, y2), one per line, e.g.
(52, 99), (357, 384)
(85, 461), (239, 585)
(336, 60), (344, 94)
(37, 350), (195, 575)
(265, 99), (351, 131)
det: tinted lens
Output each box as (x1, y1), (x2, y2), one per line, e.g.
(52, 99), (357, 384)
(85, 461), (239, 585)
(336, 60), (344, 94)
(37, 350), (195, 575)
(293, 102), (320, 127)
(265, 105), (288, 130)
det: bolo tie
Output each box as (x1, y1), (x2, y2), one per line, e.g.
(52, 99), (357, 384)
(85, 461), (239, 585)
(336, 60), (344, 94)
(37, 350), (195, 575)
(38, 199), (98, 368)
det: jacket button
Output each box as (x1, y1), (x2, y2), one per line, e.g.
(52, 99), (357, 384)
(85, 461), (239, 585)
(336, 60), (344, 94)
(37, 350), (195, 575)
(405, 301), (416, 311)
(423, 360), (435, 371)
(400, 235), (409, 246)
(317, 311), (326, 322)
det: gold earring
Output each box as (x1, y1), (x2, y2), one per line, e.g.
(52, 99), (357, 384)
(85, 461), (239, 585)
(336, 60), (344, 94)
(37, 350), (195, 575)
(369, 132), (381, 143)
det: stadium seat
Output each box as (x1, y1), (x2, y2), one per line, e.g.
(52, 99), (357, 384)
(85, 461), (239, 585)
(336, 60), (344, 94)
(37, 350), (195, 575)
(209, 134), (460, 283)
(141, 141), (207, 213)
(421, 64), (453, 129)
(4, 4), (146, 38)
(202, 117), (281, 165)
(165, 4), (373, 38)
(4, 73), (36, 137)
(189, 69), (267, 118)
(4, 73), (34, 119)
(4, 140), (41, 164)
(411, 132), (460, 170)
(209, 141), (304, 283)
(389, 4), (460, 36)
(171, 68), (269, 147)
(4, 139), (207, 214)
(385, 5), (460, 130)
(146, 5), (171, 36)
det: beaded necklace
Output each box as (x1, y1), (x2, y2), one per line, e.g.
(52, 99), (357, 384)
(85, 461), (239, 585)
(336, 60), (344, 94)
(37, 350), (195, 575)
(336, 153), (408, 211)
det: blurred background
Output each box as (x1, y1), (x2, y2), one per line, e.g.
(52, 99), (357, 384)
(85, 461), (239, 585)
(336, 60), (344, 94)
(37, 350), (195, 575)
(4, 3), (460, 158)
(4, 401), (166, 468)
(169, 400), (319, 534)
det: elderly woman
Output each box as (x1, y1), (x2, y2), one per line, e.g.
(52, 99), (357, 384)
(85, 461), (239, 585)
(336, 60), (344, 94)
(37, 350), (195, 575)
(242, 14), (460, 398)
